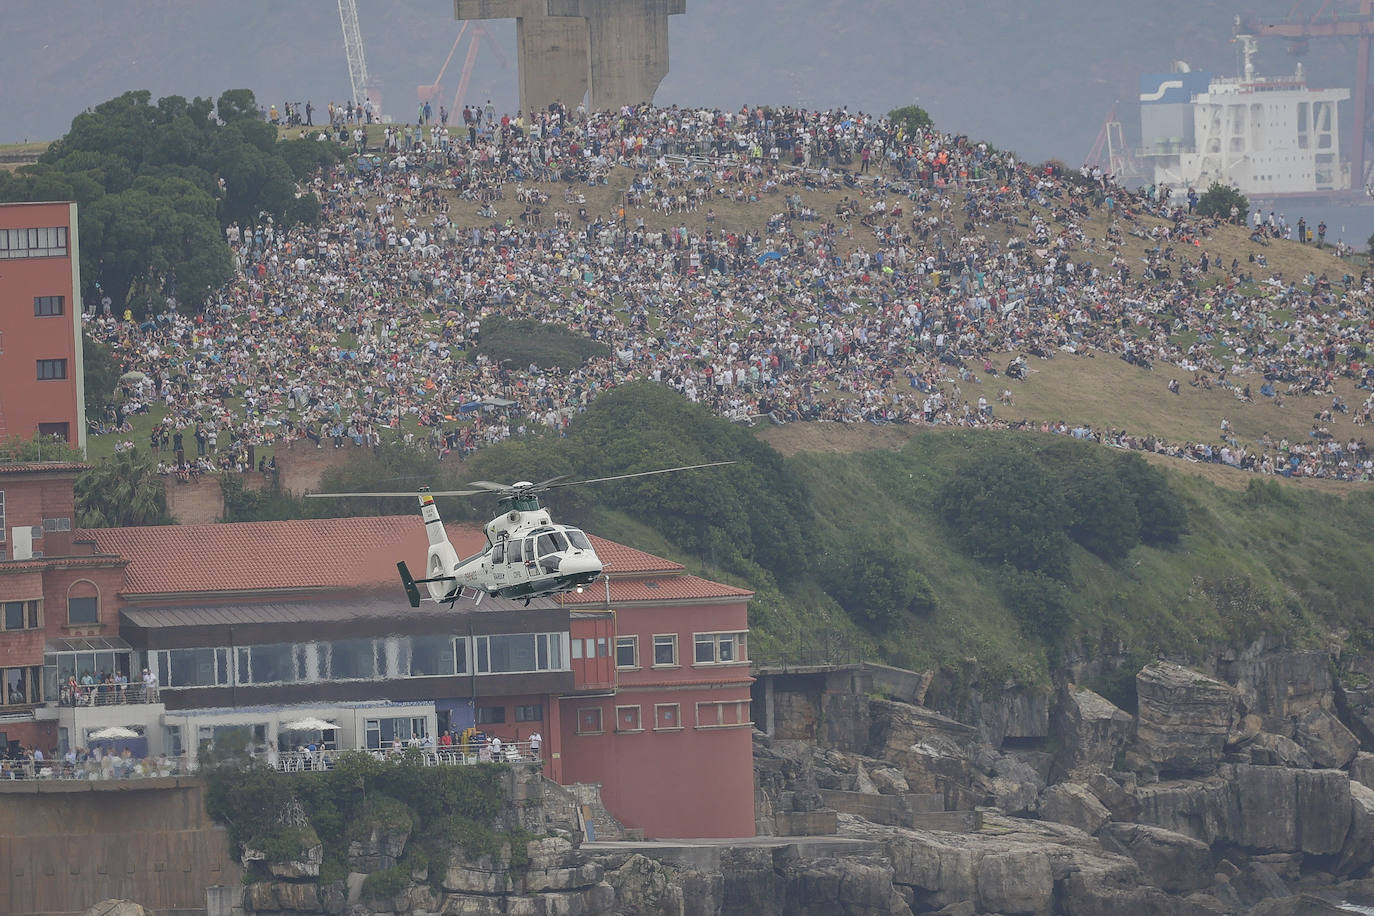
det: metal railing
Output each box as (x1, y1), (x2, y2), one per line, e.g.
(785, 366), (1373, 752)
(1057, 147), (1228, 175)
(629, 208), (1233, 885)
(0, 755), (191, 781)
(58, 685), (160, 707)
(268, 742), (538, 772)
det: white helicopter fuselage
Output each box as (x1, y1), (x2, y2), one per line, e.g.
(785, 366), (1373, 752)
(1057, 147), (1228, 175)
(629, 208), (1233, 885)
(417, 493), (602, 603)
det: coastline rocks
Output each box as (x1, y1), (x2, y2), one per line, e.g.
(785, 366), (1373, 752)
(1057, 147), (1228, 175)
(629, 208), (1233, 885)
(781, 856), (910, 916)
(1292, 707), (1360, 769)
(348, 825), (410, 873)
(1133, 663), (1237, 776)
(1098, 822), (1212, 893)
(983, 753), (1045, 815)
(1247, 732), (1313, 769)
(974, 848), (1054, 914)
(1053, 687), (1134, 775)
(1039, 783), (1110, 836)
(1134, 777), (1237, 845)
(1352, 751), (1374, 790)
(245, 880), (322, 913)
(1335, 780), (1374, 877)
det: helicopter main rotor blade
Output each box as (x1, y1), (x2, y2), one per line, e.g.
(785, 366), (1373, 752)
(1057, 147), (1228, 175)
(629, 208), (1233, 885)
(543, 461), (736, 490)
(305, 491), (424, 498)
(306, 488), (491, 498)
(531, 474), (570, 489)
(466, 480), (514, 492)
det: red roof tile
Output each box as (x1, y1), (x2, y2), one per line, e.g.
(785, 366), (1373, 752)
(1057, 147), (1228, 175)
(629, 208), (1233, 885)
(79, 517), (722, 599)
(558, 574), (753, 605)
(0, 462), (88, 474)
(585, 535), (684, 576)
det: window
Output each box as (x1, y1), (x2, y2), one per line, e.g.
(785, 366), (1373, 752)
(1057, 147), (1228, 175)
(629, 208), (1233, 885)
(0, 226), (68, 260)
(42, 517), (72, 533)
(2, 600), (39, 631)
(409, 635), (457, 677)
(37, 359), (68, 380)
(38, 423), (70, 443)
(615, 635), (638, 669)
(654, 703), (681, 730)
(365, 716), (427, 750)
(695, 700), (752, 729)
(34, 296), (65, 317)
(616, 705), (642, 732)
(693, 631), (747, 665)
(653, 634), (678, 667)
(576, 707), (603, 735)
(515, 704), (542, 722)
(330, 639), (376, 680)
(473, 633), (563, 674)
(3, 666), (41, 705)
(67, 596), (99, 626)
(239, 644), (293, 684)
(156, 647), (230, 688)
(476, 705), (505, 724)
(0, 490), (5, 542)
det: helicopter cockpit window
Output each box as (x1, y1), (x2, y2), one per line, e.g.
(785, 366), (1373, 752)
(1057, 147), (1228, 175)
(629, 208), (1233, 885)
(537, 533), (560, 557)
(565, 529), (592, 551)
(490, 542), (505, 565)
(523, 539), (536, 563)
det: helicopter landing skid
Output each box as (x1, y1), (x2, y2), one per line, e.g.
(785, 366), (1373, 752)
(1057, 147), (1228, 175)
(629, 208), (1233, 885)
(397, 562), (458, 609)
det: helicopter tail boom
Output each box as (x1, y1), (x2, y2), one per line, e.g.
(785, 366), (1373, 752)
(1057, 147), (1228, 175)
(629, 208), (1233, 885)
(398, 561), (458, 608)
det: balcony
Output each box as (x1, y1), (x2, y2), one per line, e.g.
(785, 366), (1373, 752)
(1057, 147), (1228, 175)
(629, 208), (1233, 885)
(57, 685), (160, 707)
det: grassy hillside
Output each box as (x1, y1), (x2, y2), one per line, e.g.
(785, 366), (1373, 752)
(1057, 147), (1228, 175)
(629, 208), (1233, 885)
(782, 430), (1374, 680)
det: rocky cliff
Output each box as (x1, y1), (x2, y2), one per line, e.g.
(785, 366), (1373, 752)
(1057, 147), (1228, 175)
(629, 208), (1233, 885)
(221, 644), (1374, 916)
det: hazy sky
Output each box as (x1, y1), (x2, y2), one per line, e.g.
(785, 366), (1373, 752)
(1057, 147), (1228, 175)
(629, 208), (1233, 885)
(0, 0), (1355, 165)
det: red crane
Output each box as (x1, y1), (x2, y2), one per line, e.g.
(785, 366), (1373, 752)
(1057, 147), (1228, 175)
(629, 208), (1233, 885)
(1245, 1), (1374, 187)
(417, 23), (510, 119)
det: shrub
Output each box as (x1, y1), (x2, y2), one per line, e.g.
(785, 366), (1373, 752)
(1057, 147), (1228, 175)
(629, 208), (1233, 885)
(1195, 182), (1248, 224)
(361, 865), (409, 902)
(996, 567), (1071, 640)
(825, 536), (938, 630)
(471, 317), (610, 371)
(939, 446), (1072, 579)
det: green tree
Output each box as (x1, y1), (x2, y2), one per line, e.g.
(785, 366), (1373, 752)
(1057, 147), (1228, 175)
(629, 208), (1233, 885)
(824, 536), (937, 631)
(0, 88), (327, 311)
(1195, 182), (1248, 224)
(888, 105), (933, 135)
(82, 331), (121, 416)
(1058, 454), (1141, 562)
(75, 449), (175, 527)
(1115, 453), (1187, 546)
(939, 446), (1073, 579)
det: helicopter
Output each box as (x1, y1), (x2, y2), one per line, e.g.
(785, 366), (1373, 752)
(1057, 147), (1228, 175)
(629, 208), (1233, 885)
(307, 462), (734, 607)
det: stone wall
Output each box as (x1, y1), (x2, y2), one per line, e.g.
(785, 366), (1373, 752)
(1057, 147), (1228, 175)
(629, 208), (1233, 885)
(0, 777), (241, 916)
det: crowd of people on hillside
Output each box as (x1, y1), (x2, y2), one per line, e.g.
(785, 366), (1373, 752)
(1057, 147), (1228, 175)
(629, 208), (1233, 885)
(84, 100), (1374, 481)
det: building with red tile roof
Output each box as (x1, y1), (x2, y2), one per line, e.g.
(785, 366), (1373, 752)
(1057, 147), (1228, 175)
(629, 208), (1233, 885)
(3, 478), (757, 839)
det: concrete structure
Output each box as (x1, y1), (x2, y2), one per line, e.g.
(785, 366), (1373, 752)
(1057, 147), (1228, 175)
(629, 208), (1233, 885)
(454, 0), (684, 113)
(456, 0), (589, 116)
(0, 776), (240, 916)
(0, 201), (86, 452)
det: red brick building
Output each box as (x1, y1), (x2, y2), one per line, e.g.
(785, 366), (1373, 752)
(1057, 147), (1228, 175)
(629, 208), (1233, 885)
(0, 462), (128, 754)
(0, 201), (86, 451)
(0, 468), (757, 839)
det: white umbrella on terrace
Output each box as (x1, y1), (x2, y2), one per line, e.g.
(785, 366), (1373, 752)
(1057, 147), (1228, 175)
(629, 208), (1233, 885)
(282, 718), (337, 731)
(89, 726), (140, 740)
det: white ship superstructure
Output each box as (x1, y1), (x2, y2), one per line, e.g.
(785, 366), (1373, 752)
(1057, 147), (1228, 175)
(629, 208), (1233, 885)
(1141, 34), (1350, 196)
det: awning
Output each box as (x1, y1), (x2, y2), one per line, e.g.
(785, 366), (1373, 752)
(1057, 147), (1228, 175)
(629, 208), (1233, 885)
(46, 636), (133, 653)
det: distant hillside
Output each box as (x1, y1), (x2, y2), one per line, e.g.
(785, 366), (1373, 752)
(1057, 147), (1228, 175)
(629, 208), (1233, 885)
(1, 0), (1360, 163)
